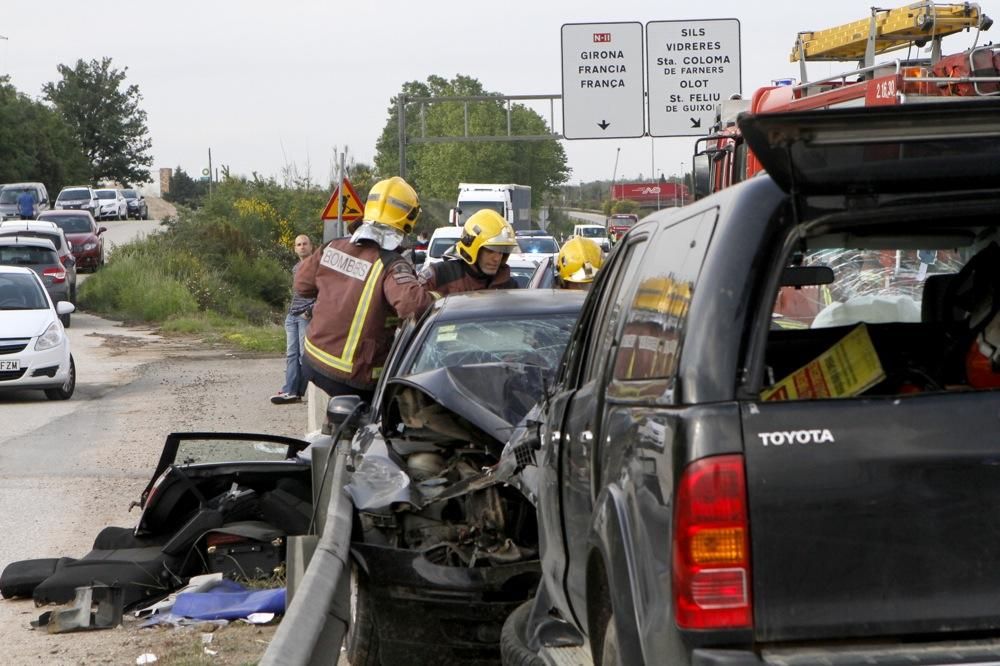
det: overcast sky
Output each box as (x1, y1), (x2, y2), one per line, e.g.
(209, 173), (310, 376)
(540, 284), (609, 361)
(1, 1), (991, 190)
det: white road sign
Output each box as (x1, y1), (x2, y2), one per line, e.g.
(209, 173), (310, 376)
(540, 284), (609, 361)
(561, 22), (645, 140)
(646, 19), (741, 137)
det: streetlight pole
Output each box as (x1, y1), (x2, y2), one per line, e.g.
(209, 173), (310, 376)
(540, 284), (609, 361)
(611, 147), (621, 203)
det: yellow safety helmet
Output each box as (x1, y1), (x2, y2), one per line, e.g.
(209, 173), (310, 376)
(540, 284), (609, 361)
(352, 177), (421, 250)
(363, 176), (421, 231)
(456, 210), (518, 265)
(557, 236), (604, 284)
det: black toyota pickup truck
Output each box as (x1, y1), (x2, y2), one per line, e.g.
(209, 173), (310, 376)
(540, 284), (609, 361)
(501, 100), (1000, 665)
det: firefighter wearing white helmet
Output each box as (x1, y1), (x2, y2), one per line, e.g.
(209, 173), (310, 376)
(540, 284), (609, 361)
(295, 176), (433, 400)
(555, 236), (604, 290)
(419, 209), (519, 297)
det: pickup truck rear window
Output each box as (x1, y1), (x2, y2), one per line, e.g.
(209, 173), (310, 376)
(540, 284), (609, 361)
(762, 235), (999, 400)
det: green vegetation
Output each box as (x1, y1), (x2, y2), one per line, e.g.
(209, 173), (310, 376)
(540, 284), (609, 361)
(80, 177), (328, 352)
(0, 76), (91, 192)
(43, 57), (153, 186)
(374, 74), (570, 206)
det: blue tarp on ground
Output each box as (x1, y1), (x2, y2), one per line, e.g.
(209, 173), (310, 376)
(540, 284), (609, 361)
(171, 580), (285, 620)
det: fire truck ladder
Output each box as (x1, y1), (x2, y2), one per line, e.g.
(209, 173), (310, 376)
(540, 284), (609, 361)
(790, 2), (990, 82)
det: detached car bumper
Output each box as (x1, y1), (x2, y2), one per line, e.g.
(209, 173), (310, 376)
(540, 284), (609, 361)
(352, 543), (540, 663)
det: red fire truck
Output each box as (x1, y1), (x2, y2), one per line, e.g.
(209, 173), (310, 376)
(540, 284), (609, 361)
(606, 213), (639, 243)
(693, 2), (996, 198)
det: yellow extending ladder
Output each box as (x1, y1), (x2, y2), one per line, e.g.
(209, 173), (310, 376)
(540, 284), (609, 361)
(790, 2), (988, 62)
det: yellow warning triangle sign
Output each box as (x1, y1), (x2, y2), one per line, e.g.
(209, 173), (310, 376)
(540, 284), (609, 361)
(321, 177), (365, 221)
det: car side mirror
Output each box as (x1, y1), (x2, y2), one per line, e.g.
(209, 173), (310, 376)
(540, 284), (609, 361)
(325, 395), (368, 433)
(98, 226), (107, 235)
(55, 302), (75, 315)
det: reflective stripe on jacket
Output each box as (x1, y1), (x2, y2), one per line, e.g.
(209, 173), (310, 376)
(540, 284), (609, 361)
(294, 238), (433, 391)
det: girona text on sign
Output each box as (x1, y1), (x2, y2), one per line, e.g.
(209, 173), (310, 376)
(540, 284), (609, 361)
(579, 50), (628, 87)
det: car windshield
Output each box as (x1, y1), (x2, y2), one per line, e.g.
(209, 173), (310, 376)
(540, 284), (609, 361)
(95, 191), (116, 200)
(611, 216), (637, 227)
(0, 246), (58, 268)
(0, 189), (31, 204)
(516, 237), (558, 254)
(121, 190), (137, 199)
(772, 248), (967, 330)
(58, 189), (90, 201)
(429, 237), (457, 258)
(458, 202), (504, 225)
(0, 273), (48, 309)
(42, 215), (91, 233)
(408, 314), (578, 375)
(508, 266), (537, 288)
(578, 227), (605, 238)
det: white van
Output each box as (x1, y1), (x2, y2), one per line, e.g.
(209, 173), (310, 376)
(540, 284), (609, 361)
(572, 224), (611, 252)
(425, 226), (464, 266)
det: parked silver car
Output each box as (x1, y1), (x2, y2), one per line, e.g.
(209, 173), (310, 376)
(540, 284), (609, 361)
(0, 183), (50, 221)
(54, 186), (100, 221)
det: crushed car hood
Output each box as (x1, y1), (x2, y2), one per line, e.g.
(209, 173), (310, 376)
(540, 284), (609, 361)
(382, 362), (549, 451)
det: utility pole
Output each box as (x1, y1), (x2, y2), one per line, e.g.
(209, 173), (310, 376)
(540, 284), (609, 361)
(208, 148), (213, 196)
(337, 151), (346, 238)
(611, 147), (621, 203)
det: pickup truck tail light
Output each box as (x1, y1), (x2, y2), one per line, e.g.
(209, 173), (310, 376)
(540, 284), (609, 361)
(673, 454), (752, 629)
(43, 267), (66, 284)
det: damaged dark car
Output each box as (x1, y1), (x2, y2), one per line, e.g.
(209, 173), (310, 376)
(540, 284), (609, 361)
(331, 289), (585, 665)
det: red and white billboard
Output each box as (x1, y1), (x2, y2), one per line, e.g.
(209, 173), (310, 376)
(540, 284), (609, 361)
(611, 181), (689, 205)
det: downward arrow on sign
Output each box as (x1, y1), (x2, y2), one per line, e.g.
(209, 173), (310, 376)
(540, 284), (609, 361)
(597, 120), (611, 130)
(690, 118), (702, 129)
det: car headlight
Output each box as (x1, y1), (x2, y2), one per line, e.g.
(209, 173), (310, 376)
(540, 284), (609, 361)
(35, 321), (64, 351)
(83, 242), (97, 251)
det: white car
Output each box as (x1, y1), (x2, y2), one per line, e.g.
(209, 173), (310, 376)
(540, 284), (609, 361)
(572, 224), (612, 252)
(94, 188), (128, 221)
(0, 266), (76, 400)
(510, 234), (559, 264)
(425, 226), (464, 266)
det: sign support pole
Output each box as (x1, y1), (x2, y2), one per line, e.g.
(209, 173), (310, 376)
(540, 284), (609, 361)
(337, 153), (347, 238)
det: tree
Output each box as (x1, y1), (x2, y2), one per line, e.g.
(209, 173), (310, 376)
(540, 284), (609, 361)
(374, 75), (569, 206)
(43, 57), (153, 186)
(0, 77), (90, 192)
(163, 167), (208, 208)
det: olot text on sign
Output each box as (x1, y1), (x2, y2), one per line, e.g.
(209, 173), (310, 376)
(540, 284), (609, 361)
(646, 19), (741, 137)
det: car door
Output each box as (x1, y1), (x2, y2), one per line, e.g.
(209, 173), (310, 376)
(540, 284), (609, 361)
(553, 233), (650, 620)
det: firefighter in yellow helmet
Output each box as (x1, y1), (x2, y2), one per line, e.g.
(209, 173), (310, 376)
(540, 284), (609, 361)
(295, 176), (433, 401)
(419, 209), (520, 297)
(555, 236), (604, 290)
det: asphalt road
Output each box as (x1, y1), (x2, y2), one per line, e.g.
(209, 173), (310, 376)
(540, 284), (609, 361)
(0, 218), (309, 662)
(567, 210), (607, 226)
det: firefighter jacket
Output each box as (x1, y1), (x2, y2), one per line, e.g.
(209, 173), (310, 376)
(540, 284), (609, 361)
(294, 238), (433, 391)
(418, 257), (518, 298)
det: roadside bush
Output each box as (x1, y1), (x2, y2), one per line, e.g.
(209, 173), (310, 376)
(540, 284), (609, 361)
(82, 175), (327, 345)
(80, 253), (198, 321)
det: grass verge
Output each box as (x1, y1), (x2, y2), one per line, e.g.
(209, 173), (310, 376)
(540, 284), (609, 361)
(159, 313), (286, 353)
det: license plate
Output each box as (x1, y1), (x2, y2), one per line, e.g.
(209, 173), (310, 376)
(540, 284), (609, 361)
(0, 360), (20, 371)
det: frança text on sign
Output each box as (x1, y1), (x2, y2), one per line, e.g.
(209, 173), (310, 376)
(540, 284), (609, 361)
(321, 177), (365, 221)
(561, 22), (645, 140)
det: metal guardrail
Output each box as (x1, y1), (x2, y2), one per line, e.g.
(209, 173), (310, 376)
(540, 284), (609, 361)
(260, 440), (354, 666)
